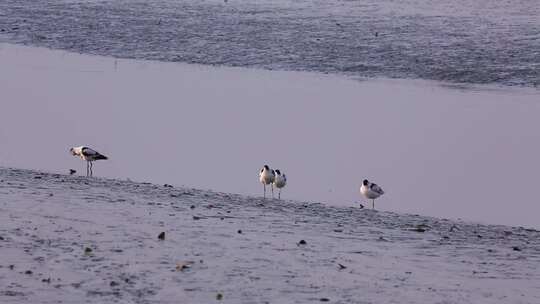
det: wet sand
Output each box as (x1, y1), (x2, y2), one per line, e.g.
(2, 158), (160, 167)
(1, 167), (539, 303)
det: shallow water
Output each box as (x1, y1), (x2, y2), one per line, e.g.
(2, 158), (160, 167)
(1, 168), (539, 303)
(0, 0), (538, 87)
(1, 43), (539, 228)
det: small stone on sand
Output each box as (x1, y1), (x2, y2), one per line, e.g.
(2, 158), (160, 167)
(158, 232), (165, 240)
(176, 261), (193, 271)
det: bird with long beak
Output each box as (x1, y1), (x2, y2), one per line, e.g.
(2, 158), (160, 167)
(70, 146), (108, 177)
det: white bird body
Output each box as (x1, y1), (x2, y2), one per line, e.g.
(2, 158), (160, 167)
(360, 179), (384, 209)
(259, 166), (275, 185)
(70, 146), (108, 162)
(259, 165), (275, 198)
(273, 172), (286, 189)
(70, 146), (108, 176)
(273, 169), (287, 199)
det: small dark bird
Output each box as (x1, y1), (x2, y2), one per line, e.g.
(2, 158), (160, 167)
(158, 232), (165, 240)
(69, 169), (76, 175)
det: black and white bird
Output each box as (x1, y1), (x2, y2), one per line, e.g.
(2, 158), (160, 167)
(273, 169), (287, 199)
(259, 165), (275, 199)
(70, 146), (108, 177)
(360, 179), (384, 209)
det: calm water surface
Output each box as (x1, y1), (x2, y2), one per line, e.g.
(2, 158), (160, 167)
(1, 44), (539, 228)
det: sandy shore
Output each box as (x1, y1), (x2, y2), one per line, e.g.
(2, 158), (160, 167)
(1, 167), (539, 303)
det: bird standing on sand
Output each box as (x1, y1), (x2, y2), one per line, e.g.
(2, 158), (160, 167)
(273, 169), (287, 199)
(259, 165), (275, 199)
(360, 179), (384, 209)
(70, 146), (108, 177)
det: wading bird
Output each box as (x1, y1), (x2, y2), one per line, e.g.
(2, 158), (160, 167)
(70, 146), (108, 177)
(273, 169), (287, 199)
(259, 165), (275, 199)
(360, 179), (384, 209)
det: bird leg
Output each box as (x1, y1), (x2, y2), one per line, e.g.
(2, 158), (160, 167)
(86, 162), (89, 177)
(271, 184), (274, 199)
(372, 199), (375, 209)
(278, 189), (281, 200)
(263, 184), (266, 199)
(90, 161), (93, 177)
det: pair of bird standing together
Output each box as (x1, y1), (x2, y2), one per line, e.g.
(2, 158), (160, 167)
(70, 146), (384, 208)
(259, 165), (287, 199)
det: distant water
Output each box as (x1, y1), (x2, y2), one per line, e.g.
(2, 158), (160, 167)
(0, 0), (538, 87)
